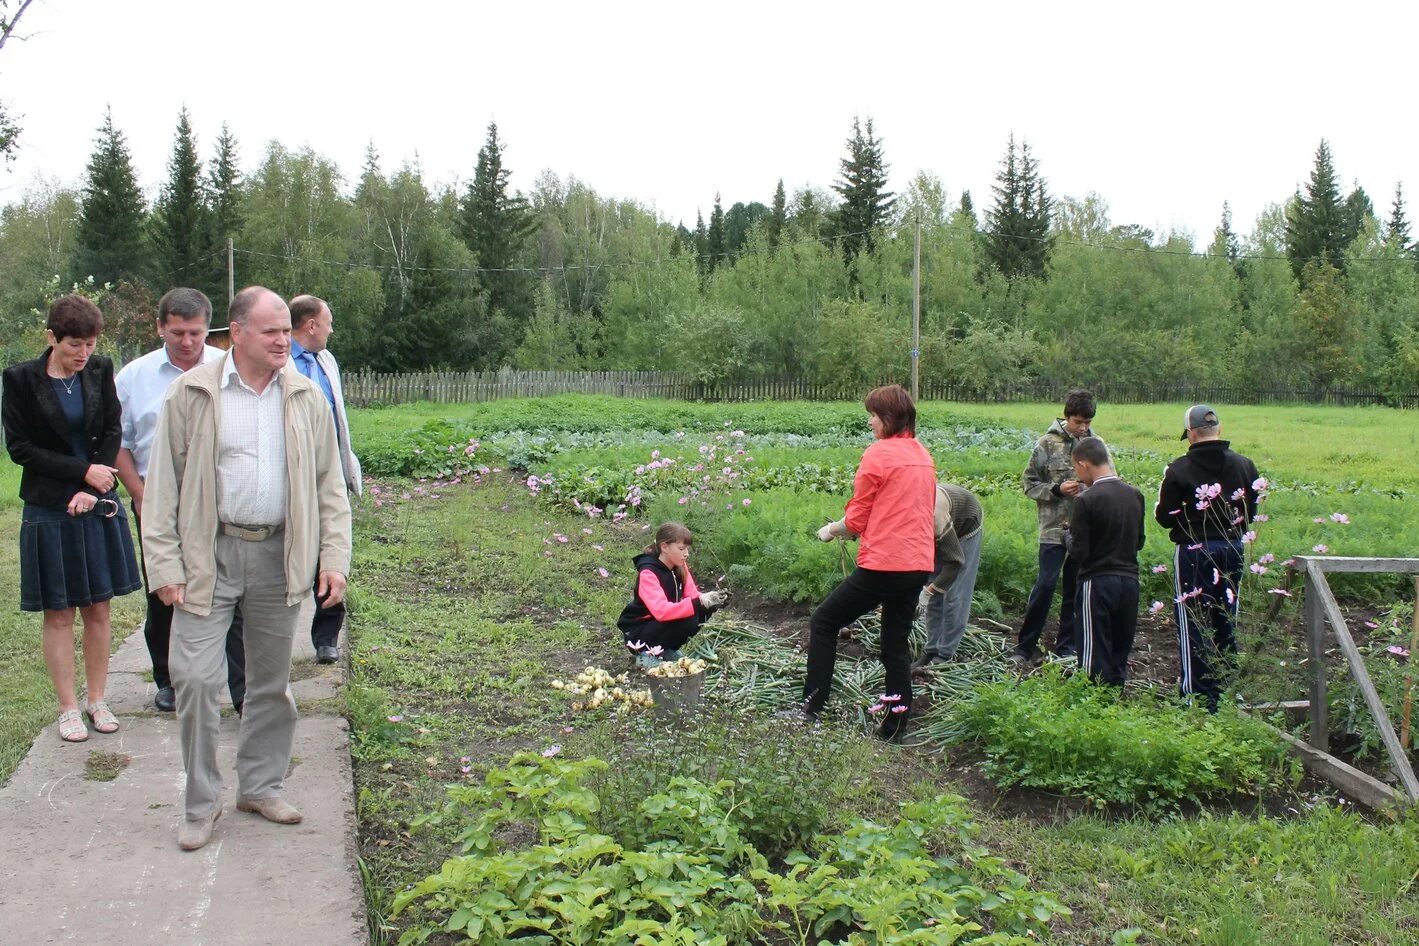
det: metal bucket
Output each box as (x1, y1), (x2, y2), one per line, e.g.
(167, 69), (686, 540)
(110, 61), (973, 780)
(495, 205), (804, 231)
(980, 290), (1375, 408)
(646, 670), (706, 717)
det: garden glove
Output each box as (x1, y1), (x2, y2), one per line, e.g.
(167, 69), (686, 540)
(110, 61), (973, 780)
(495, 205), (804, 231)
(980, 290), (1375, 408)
(701, 590), (727, 611)
(817, 518), (849, 542)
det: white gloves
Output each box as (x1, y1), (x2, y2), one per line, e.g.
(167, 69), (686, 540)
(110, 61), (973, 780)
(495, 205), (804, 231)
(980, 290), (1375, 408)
(817, 519), (849, 542)
(700, 590), (727, 610)
(816, 524), (836, 542)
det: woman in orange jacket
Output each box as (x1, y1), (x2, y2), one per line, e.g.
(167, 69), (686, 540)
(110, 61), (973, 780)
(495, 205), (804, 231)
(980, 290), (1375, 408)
(802, 385), (936, 740)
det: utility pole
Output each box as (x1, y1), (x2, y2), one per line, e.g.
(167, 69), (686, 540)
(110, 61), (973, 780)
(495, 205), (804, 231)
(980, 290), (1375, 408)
(226, 238), (234, 306)
(911, 216), (921, 401)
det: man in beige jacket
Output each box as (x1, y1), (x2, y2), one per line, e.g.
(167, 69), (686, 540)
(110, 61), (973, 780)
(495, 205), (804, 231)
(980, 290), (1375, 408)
(143, 286), (352, 851)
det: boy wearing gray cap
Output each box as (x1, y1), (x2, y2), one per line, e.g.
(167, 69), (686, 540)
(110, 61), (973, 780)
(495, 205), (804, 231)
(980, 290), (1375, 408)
(1154, 405), (1261, 711)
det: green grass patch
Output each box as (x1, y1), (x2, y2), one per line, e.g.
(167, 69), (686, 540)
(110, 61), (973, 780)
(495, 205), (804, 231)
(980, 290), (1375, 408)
(83, 749), (132, 782)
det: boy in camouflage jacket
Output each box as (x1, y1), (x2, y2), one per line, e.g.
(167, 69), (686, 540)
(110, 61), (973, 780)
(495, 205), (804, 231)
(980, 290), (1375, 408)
(1013, 389), (1096, 664)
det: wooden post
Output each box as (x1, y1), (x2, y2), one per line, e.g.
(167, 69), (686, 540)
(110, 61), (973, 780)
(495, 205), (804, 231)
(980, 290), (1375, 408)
(911, 217), (921, 402)
(1402, 575), (1419, 749)
(226, 238), (235, 306)
(1307, 561), (1419, 800)
(1305, 565), (1328, 751)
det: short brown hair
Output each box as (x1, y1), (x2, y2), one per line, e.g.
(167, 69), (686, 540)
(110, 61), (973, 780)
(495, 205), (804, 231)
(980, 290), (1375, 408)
(289, 294), (327, 331)
(228, 286), (282, 326)
(864, 384), (916, 437)
(1063, 388), (1096, 419)
(158, 287), (213, 325)
(48, 295), (104, 341)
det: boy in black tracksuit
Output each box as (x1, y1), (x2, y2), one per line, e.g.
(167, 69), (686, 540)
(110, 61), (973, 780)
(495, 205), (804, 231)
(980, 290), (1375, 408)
(1154, 405), (1261, 710)
(1068, 437), (1146, 685)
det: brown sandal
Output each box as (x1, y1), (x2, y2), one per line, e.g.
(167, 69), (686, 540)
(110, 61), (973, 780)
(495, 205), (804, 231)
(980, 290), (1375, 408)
(85, 702), (119, 734)
(58, 710), (88, 743)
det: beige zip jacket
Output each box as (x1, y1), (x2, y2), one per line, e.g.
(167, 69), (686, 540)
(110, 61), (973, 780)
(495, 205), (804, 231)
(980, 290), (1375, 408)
(142, 356), (352, 617)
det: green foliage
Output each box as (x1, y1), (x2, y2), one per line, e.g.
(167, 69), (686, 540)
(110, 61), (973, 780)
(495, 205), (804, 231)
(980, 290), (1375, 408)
(73, 108), (148, 286)
(393, 752), (1065, 946)
(951, 666), (1297, 811)
(457, 121), (536, 344)
(831, 116), (895, 267)
(984, 134), (1051, 281)
(1285, 139), (1364, 283)
(148, 108), (211, 288)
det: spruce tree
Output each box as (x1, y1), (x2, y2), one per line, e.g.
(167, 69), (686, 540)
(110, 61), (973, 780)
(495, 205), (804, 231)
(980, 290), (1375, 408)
(202, 123), (242, 308)
(1211, 202), (1247, 282)
(73, 107), (148, 284)
(693, 210), (708, 278)
(1387, 183), (1413, 255)
(149, 107), (210, 287)
(1285, 140), (1351, 283)
(767, 179), (787, 248)
(457, 122), (536, 321)
(707, 194), (726, 272)
(984, 134), (1052, 280)
(953, 190), (976, 229)
(831, 116), (895, 265)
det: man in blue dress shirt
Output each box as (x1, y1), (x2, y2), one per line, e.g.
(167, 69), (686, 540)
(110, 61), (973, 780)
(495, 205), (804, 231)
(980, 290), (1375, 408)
(289, 295), (363, 664)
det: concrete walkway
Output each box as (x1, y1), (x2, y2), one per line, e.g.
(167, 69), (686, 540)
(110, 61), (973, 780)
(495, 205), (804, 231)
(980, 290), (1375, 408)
(0, 617), (367, 944)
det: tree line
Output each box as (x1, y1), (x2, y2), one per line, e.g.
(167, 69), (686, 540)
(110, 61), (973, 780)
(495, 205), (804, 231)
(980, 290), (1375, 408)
(2, 108), (1417, 398)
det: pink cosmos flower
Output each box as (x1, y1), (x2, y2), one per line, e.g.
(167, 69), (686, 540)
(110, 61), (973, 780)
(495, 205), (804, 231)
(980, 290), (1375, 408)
(1364, 620), (1379, 629)
(1313, 517), (1326, 524)
(1388, 646), (1410, 658)
(1212, 567), (1221, 585)
(1226, 588), (1236, 605)
(1148, 601), (1166, 614)
(1252, 477), (1269, 492)
(1312, 544), (1329, 554)
(542, 745), (562, 758)
(1269, 588), (1293, 597)
(651, 450), (660, 459)
(592, 544), (604, 551)
(867, 703), (885, 714)
(1241, 531), (1257, 544)
(1152, 564), (1168, 574)
(647, 645), (664, 657)
(387, 715), (404, 723)
(1188, 543), (1203, 551)
(890, 705), (908, 714)
(1330, 512), (1350, 524)
(597, 567), (609, 578)
(1231, 487), (1247, 502)
(677, 497), (688, 505)
(743, 498), (752, 506)
(1250, 564), (1268, 575)
(627, 640), (646, 651)
(1258, 553), (1275, 565)
(879, 693), (903, 702)
(1253, 514), (1269, 523)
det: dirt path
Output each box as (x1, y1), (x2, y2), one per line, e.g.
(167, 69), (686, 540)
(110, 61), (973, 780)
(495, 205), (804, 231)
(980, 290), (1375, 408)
(0, 617), (367, 944)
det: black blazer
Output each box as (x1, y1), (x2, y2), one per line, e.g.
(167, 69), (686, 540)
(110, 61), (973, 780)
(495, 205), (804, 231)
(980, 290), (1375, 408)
(2, 350), (122, 508)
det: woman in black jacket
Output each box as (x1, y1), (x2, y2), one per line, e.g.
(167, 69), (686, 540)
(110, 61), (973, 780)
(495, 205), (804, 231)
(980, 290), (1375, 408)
(2, 295), (141, 743)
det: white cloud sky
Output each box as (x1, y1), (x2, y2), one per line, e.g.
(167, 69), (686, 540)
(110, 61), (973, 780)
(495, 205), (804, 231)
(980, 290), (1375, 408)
(3, 0), (1416, 243)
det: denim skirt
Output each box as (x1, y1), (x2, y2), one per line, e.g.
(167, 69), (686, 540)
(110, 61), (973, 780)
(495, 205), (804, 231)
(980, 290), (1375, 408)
(19, 497), (143, 612)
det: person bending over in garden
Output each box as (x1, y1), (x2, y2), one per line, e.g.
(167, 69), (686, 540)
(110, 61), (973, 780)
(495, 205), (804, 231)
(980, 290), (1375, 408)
(805, 385), (936, 741)
(1155, 405), (1260, 712)
(912, 482), (984, 675)
(617, 522), (726, 668)
(1067, 437), (1146, 686)
(1014, 388), (1096, 666)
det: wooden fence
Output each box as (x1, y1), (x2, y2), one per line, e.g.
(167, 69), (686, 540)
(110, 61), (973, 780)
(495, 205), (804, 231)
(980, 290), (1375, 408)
(341, 369), (1419, 409)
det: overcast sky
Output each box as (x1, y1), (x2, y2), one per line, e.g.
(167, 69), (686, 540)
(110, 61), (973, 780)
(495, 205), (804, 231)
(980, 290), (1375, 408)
(3, 0), (1416, 244)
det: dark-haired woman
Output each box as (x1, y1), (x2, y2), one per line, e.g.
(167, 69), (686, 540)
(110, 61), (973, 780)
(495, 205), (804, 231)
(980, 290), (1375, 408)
(803, 385), (936, 740)
(617, 521), (726, 667)
(2, 295), (142, 743)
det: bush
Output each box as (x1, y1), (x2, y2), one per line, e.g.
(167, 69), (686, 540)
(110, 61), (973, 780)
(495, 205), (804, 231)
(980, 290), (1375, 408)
(951, 666), (1296, 811)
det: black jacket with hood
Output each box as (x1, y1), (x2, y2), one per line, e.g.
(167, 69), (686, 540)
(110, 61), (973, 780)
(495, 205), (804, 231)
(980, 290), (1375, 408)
(616, 552), (708, 635)
(1154, 439), (1261, 545)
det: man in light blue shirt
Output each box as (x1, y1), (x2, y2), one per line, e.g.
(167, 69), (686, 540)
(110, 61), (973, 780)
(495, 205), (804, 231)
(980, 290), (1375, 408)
(289, 295), (362, 664)
(115, 288), (245, 713)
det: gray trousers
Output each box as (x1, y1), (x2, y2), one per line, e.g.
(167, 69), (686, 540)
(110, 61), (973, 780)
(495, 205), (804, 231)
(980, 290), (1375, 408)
(171, 532), (302, 820)
(924, 529), (983, 661)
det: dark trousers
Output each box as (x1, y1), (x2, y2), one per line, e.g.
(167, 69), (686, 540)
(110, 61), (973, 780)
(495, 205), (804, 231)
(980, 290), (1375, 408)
(1078, 575), (1140, 685)
(1174, 539), (1243, 710)
(803, 567), (929, 725)
(134, 503), (246, 708)
(310, 569), (346, 649)
(1017, 542), (1078, 657)
(621, 614), (705, 651)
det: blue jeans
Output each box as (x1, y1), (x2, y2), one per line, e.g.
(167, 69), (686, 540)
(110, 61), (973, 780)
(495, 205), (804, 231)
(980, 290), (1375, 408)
(1017, 542), (1078, 657)
(923, 529), (983, 661)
